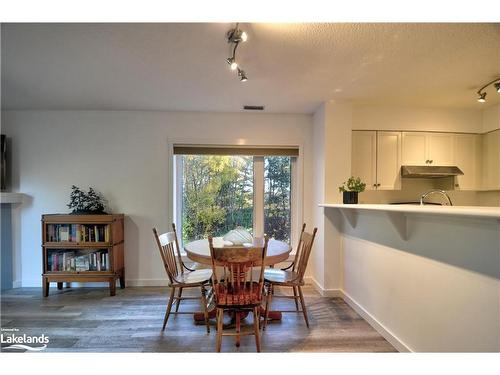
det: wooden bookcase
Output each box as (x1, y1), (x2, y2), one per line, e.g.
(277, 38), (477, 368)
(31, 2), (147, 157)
(41, 214), (125, 297)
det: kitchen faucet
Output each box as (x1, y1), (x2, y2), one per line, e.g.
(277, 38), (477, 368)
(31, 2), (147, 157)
(420, 189), (453, 206)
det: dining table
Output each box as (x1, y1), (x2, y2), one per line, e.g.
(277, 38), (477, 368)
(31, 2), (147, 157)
(184, 238), (292, 324)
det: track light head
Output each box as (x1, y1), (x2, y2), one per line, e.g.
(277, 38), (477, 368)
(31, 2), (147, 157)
(226, 27), (247, 44)
(477, 92), (487, 103)
(226, 57), (238, 70)
(495, 82), (500, 93)
(238, 68), (248, 82)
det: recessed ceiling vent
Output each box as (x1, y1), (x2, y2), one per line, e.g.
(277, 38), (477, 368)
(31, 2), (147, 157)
(243, 105), (265, 111)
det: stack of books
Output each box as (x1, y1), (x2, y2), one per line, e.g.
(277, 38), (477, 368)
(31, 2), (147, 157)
(46, 224), (110, 243)
(49, 250), (109, 272)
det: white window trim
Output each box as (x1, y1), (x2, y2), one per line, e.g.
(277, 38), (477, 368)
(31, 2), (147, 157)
(167, 137), (304, 257)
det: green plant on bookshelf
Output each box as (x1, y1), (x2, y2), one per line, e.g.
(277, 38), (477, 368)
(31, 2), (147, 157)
(67, 185), (108, 214)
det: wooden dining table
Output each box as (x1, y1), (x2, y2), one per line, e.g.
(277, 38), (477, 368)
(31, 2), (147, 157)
(184, 238), (292, 324)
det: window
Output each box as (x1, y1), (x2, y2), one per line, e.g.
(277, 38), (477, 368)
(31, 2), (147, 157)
(264, 156), (292, 242)
(173, 146), (298, 246)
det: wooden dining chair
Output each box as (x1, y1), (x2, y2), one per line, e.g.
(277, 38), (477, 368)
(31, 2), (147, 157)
(262, 226), (317, 330)
(208, 236), (269, 352)
(153, 225), (212, 333)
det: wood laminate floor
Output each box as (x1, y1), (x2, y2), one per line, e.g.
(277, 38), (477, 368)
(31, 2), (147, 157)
(1, 285), (397, 353)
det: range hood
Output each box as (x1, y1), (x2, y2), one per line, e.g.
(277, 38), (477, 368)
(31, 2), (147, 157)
(401, 165), (464, 178)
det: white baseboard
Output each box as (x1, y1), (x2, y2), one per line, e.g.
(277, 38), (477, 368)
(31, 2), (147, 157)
(304, 276), (341, 298)
(339, 290), (411, 353)
(20, 279), (41, 287)
(17, 279), (170, 288)
(125, 279), (169, 287)
(302, 277), (410, 352)
(12, 279), (22, 288)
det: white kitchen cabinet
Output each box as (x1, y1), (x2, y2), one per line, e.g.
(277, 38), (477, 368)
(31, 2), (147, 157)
(453, 134), (480, 190)
(402, 132), (427, 165)
(402, 132), (455, 166)
(482, 129), (500, 190)
(428, 133), (455, 166)
(376, 131), (402, 190)
(352, 131), (377, 190)
(352, 131), (401, 190)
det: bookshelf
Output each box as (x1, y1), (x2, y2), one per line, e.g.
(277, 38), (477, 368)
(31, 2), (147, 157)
(41, 214), (125, 297)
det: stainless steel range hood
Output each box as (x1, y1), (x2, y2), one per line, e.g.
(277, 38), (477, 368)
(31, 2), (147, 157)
(401, 165), (464, 178)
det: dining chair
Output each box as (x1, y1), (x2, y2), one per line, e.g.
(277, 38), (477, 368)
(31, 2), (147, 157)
(153, 225), (212, 333)
(208, 236), (269, 352)
(262, 226), (317, 330)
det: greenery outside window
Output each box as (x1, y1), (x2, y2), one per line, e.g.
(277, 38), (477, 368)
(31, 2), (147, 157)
(173, 146), (298, 246)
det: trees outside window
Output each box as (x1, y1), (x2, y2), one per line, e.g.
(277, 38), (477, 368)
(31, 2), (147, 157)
(177, 154), (294, 244)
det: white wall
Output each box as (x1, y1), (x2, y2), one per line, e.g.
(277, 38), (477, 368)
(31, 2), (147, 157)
(352, 104), (483, 133)
(2, 110), (313, 287)
(311, 104), (326, 289)
(311, 101), (352, 293)
(482, 103), (500, 133)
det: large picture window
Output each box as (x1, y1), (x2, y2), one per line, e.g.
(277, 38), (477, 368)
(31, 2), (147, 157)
(174, 146), (298, 245)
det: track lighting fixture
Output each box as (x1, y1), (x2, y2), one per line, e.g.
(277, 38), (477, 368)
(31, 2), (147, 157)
(476, 77), (500, 103)
(225, 23), (249, 82)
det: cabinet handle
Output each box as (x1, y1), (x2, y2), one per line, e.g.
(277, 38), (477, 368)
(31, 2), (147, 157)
(455, 184), (459, 187)
(425, 160), (429, 164)
(377, 183), (381, 187)
(429, 160), (433, 164)
(372, 184), (377, 187)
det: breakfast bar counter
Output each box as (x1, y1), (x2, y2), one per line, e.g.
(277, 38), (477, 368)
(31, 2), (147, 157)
(319, 203), (500, 220)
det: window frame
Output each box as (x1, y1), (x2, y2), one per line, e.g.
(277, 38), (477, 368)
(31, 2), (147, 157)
(168, 139), (303, 256)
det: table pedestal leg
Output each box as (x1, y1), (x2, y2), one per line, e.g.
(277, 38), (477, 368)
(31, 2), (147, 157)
(194, 306), (282, 322)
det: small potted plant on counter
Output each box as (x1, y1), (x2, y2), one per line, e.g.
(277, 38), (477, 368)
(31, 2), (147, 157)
(338, 176), (366, 204)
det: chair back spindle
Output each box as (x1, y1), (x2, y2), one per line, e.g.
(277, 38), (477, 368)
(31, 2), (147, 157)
(291, 223), (307, 272)
(153, 227), (182, 284)
(294, 228), (317, 282)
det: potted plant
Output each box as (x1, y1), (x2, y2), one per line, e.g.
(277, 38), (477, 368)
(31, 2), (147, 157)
(338, 177), (366, 204)
(67, 185), (108, 214)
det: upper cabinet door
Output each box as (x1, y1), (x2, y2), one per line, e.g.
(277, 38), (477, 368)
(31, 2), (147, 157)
(428, 133), (455, 166)
(352, 131), (377, 190)
(376, 131), (402, 190)
(402, 132), (427, 165)
(454, 134), (478, 190)
(482, 129), (500, 190)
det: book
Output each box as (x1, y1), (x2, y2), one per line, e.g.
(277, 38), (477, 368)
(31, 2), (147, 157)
(59, 225), (69, 242)
(76, 224), (82, 242)
(75, 255), (90, 271)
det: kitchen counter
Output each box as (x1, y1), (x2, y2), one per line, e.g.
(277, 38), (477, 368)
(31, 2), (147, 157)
(319, 203), (500, 219)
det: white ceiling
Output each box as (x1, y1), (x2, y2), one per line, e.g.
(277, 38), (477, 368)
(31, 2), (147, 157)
(2, 23), (500, 113)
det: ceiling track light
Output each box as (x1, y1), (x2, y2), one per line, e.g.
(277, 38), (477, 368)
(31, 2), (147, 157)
(225, 23), (249, 82)
(476, 77), (500, 103)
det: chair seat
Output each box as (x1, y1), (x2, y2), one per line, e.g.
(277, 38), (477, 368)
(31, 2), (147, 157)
(264, 268), (301, 285)
(214, 282), (263, 307)
(174, 268), (212, 285)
